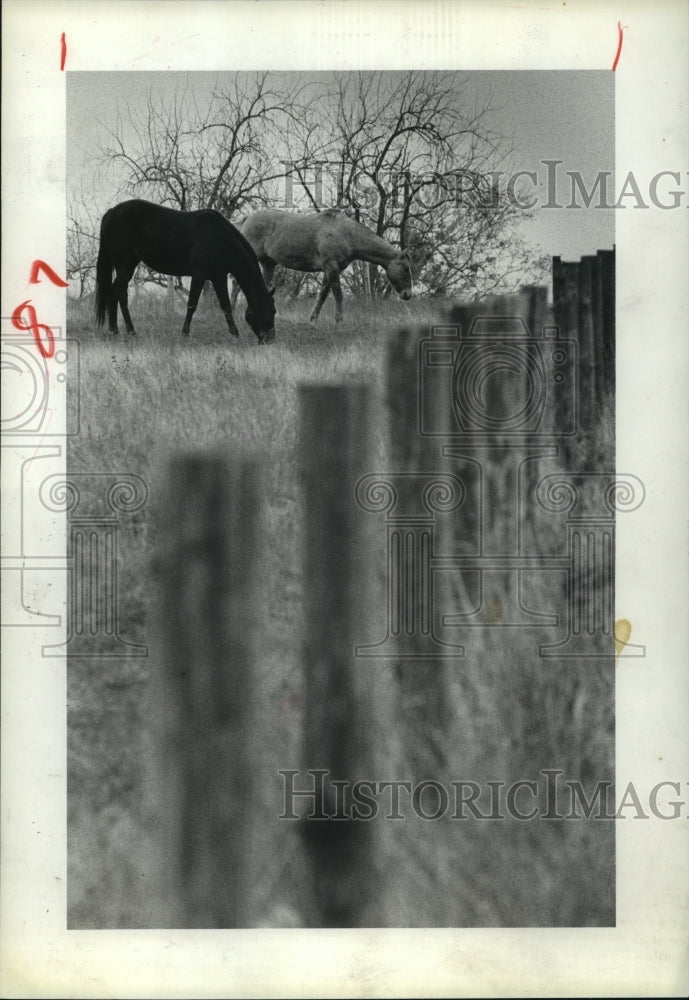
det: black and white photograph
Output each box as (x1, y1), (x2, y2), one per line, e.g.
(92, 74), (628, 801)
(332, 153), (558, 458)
(2, 1), (687, 996)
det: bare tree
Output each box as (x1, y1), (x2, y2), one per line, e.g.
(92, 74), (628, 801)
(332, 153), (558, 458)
(98, 73), (307, 216)
(94, 74), (311, 295)
(280, 71), (547, 297)
(67, 189), (102, 298)
(77, 71), (547, 303)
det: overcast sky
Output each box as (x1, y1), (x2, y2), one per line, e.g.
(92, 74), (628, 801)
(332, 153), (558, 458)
(67, 70), (614, 262)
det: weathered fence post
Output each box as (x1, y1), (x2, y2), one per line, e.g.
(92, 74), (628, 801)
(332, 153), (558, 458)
(387, 325), (456, 720)
(553, 248), (615, 470)
(521, 283), (552, 500)
(299, 384), (377, 927)
(578, 254), (597, 453)
(443, 296), (557, 628)
(152, 452), (260, 927)
(598, 248), (616, 410)
(552, 254), (581, 469)
(386, 328), (458, 923)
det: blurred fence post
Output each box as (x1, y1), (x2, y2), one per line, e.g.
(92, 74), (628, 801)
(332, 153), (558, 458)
(442, 298), (557, 628)
(385, 328), (457, 923)
(299, 384), (377, 927)
(521, 284), (551, 500)
(152, 452), (260, 927)
(387, 328), (456, 757)
(553, 248), (615, 469)
(599, 249), (616, 410)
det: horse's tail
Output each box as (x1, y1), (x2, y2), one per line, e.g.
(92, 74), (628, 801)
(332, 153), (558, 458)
(94, 223), (112, 328)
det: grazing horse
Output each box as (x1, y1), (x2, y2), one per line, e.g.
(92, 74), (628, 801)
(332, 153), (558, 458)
(230, 209), (412, 323)
(95, 199), (276, 343)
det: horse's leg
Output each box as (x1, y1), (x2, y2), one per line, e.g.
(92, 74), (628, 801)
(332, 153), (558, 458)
(107, 283), (119, 334)
(309, 275), (332, 323)
(182, 274), (205, 336)
(113, 259), (138, 335)
(210, 274), (240, 338)
(329, 269), (344, 323)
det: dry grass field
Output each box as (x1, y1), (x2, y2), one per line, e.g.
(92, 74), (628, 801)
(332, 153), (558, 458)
(66, 287), (615, 929)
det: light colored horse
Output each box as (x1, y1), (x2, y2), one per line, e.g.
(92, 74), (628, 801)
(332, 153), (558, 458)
(230, 209), (413, 322)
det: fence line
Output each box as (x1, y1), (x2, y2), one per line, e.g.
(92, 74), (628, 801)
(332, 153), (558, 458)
(149, 248), (615, 926)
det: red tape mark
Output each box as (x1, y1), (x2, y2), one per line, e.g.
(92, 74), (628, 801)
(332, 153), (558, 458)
(29, 259), (69, 287)
(11, 300), (56, 359)
(60, 32), (67, 71)
(612, 21), (626, 71)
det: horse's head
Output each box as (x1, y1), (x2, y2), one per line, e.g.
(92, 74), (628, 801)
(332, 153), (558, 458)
(386, 250), (413, 300)
(246, 287), (276, 344)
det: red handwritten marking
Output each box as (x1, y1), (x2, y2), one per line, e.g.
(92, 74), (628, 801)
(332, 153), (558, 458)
(60, 32), (67, 71)
(11, 300), (56, 359)
(12, 260), (68, 359)
(29, 259), (68, 287)
(612, 21), (626, 71)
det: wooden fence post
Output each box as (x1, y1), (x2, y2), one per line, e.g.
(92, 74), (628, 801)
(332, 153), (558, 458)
(578, 255), (597, 460)
(385, 328), (457, 923)
(299, 384), (377, 927)
(387, 324), (456, 674)
(553, 249), (615, 470)
(523, 283), (549, 343)
(152, 452), (260, 927)
(552, 255), (581, 471)
(447, 292), (555, 557)
(599, 248), (616, 409)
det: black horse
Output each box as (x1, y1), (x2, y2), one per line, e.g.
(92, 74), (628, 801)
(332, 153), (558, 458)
(95, 199), (276, 343)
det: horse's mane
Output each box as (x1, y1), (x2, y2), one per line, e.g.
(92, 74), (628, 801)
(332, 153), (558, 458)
(212, 209), (269, 290)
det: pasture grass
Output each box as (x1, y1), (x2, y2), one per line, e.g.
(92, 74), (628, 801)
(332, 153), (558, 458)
(67, 289), (615, 928)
